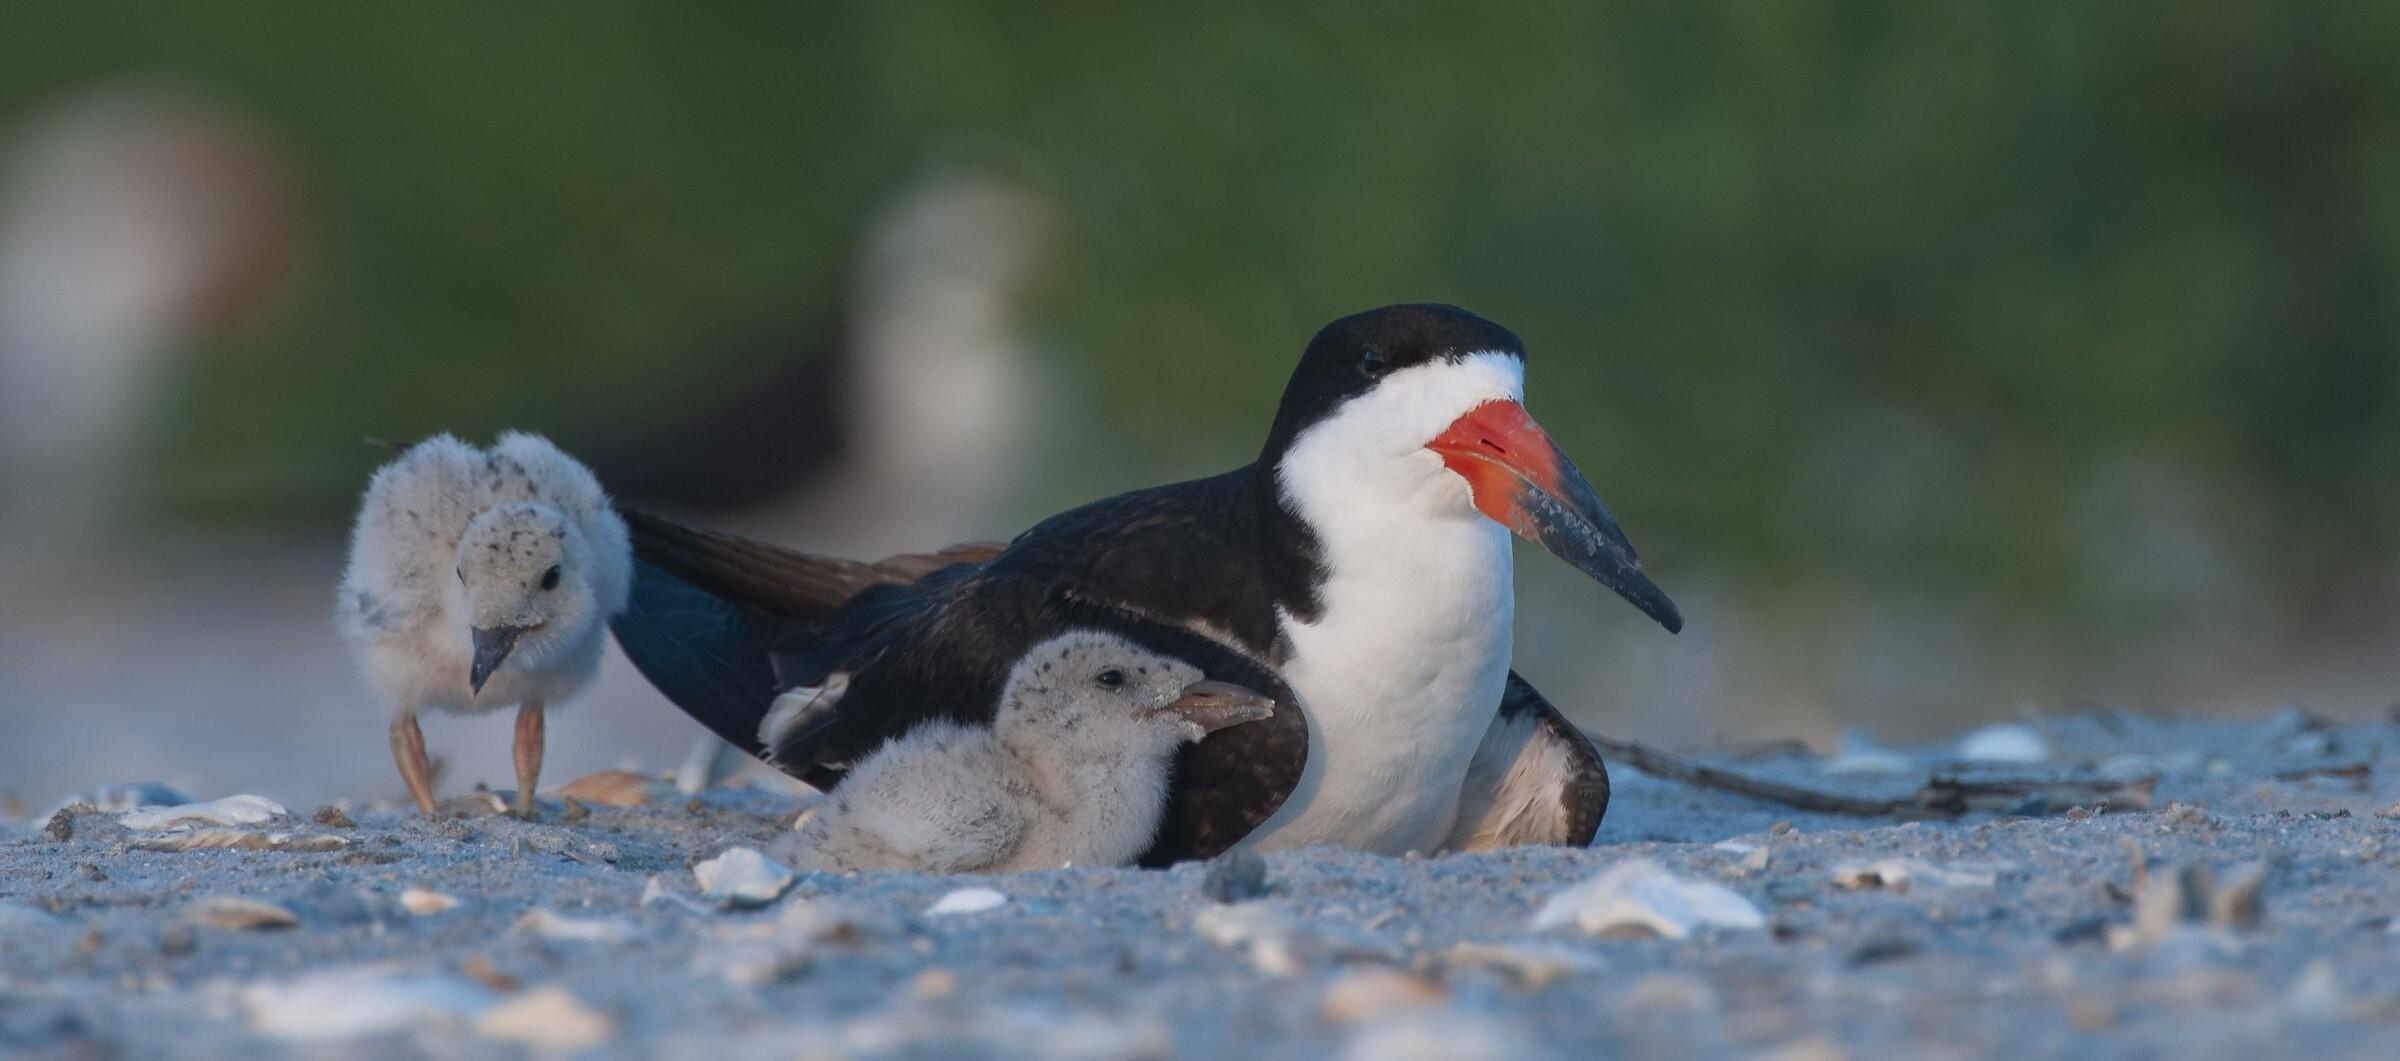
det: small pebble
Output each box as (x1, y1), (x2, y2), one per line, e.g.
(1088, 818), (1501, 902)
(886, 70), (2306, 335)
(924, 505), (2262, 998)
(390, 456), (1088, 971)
(312, 806), (355, 829)
(43, 803), (91, 842)
(1200, 850), (1271, 903)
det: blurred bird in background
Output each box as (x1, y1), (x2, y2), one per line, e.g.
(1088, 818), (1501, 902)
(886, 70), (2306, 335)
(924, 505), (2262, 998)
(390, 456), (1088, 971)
(0, 97), (1055, 807)
(0, 85), (303, 553)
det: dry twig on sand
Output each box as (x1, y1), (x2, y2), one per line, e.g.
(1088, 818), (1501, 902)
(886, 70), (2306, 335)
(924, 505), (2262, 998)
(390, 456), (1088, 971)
(1583, 732), (2156, 819)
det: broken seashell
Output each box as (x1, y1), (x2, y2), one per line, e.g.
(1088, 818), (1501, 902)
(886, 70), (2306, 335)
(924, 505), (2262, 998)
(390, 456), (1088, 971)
(120, 795), (286, 831)
(1442, 942), (1603, 990)
(555, 769), (657, 808)
(1822, 731), (1913, 775)
(399, 888), (460, 916)
(183, 897), (299, 931)
(2112, 860), (2270, 951)
(925, 887), (1007, 917)
(694, 847), (795, 909)
(910, 968), (958, 999)
(436, 792), (508, 818)
(1321, 969), (1448, 1023)
(1955, 723), (2050, 763)
(242, 966), (495, 1042)
(1830, 858), (2000, 891)
(473, 985), (616, 1051)
(127, 829), (348, 853)
(1532, 859), (1766, 939)
(1340, 1012), (1529, 1061)
(512, 909), (635, 944)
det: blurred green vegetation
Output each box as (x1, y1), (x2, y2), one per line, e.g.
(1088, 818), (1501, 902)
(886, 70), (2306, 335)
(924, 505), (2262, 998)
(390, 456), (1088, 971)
(6, 1), (2398, 632)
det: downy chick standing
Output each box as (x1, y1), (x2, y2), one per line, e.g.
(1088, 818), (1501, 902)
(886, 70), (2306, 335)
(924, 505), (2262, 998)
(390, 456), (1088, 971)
(337, 431), (629, 817)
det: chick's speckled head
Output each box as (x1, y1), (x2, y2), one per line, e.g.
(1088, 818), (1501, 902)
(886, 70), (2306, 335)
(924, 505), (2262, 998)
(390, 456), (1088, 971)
(452, 501), (598, 688)
(996, 631), (1274, 750)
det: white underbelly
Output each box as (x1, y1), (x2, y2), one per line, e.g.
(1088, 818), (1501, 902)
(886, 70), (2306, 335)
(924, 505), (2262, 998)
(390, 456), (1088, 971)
(1247, 522), (1515, 855)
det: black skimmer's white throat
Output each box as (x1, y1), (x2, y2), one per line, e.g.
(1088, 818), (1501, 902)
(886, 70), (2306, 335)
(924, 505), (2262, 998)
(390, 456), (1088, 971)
(786, 630), (1275, 873)
(612, 304), (1680, 862)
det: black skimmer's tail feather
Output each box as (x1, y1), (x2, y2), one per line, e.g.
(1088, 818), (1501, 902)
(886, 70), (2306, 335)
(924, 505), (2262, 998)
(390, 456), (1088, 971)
(612, 557), (789, 760)
(623, 508), (1000, 621)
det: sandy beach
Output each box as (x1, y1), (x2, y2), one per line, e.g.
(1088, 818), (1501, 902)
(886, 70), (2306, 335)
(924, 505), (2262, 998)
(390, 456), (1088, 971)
(5, 708), (2397, 1059)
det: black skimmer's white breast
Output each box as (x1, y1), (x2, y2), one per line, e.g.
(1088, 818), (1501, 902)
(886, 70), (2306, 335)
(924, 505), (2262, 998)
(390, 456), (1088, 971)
(612, 304), (1679, 862)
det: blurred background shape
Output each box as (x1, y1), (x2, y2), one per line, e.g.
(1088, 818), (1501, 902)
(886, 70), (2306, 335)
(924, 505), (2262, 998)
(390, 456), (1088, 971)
(2, 4), (2396, 808)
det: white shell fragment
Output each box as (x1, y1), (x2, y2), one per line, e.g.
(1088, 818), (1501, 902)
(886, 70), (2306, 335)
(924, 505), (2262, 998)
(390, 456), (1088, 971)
(1831, 858), (2001, 891)
(399, 888), (460, 916)
(120, 795), (286, 830)
(1531, 859), (1766, 939)
(1822, 732), (1913, 776)
(513, 909), (636, 944)
(183, 897), (300, 931)
(241, 966), (495, 1042)
(1955, 723), (2050, 764)
(693, 847), (796, 909)
(473, 985), (617, 1051)
(925, 887), (1008, 917)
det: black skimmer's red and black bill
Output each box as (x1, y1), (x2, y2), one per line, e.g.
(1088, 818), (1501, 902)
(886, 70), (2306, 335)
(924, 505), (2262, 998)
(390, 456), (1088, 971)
(611, 303), (1680, 863)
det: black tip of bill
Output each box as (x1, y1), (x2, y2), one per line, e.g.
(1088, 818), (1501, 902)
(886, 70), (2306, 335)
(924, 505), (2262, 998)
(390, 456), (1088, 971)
(469, 625), (529, 693)
(1517, 475), (1685, 635)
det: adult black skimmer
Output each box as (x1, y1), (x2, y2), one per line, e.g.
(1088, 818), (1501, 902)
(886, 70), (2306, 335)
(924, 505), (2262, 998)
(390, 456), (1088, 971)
(612, 303), (1681, 863)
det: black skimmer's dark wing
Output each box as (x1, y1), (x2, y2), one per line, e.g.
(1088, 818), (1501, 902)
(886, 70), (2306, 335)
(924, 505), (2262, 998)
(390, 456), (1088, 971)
(612, 497), (1311, 864)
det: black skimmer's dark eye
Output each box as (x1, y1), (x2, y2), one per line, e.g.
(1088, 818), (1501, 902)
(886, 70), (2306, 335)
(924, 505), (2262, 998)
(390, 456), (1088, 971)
(539, 565), (561, 591)
(1094, 668), (1127, 690)
(1357, 347), (1388, 378)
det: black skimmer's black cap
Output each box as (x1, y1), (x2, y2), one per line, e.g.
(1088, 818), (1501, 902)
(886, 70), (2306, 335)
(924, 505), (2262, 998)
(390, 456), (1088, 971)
(1264, 304), (1525, 457)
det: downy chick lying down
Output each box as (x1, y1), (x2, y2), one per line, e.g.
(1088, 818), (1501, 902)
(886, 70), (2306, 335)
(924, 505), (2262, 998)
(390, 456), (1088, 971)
(787, 630), (1274, 873)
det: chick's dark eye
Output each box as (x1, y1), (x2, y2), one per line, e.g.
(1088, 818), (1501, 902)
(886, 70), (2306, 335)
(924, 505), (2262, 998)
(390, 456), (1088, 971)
(1358, 347), (1387, 378)
(1094, 669), (1126, 690)
(539, 565), (561, 591)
